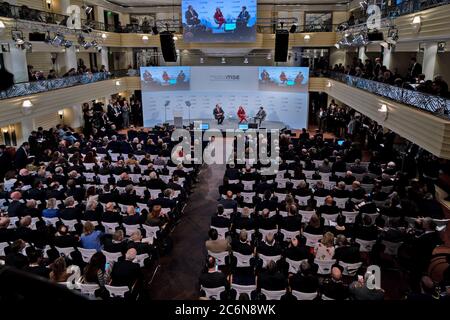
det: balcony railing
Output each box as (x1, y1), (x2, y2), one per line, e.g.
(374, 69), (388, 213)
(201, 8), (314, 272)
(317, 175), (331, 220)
(328, 72), (450, 119)
(0, 70), (131, 100)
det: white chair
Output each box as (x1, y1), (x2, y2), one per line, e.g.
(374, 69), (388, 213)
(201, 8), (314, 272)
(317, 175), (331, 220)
(323, 181), (336, 190)
(234, 252), (252, 268)
(433, 219), (450, 232)
(361, 184), (374, 192)
(335, 172), (346, 178)
(223, 208), (234, 218)
(208, 251), (228, 266)
(274, 192), (287, 203)
(334, 198), (348, 209)
(228, 179), (240, 184)
(83, 163), (96, 171)
(303, 170), (314, 179)
(280, 229), (299, 242)
(129, 174), (142, 183)
(231, 283), (256, 298)
(105, 285), (130, 298)
(242, 180), (255, 191)
(148, 189), (161, 199)
(110, 153), (120, 161)
(136, 203), (148, 211)
(303, 232), (323, 247)
(299, 210), (315, 223)
(123, 223), (140, 236)
(292, 290), (318, 300)
(134, 253), (149, 267)
(241, 192), (255, 203)
(295, 195), (310, 206)
(102, 222), (120, 234)
(314, 259), (336, 275)
(211, 226), (228, 239)
(321, 172), (332, 182)
(83, 172), (96, 182)
(142, 225), (159, 241)
(382, 240), (403, 256)
(134, 186), (147, 197)
(259, 254), (281, 268)
(201, 286), (225, 300)
(55, 246), (75, 257)
(259, 228), (277, 239)
(339, 261), (362, 276)
(342, 211), (358, 224)
(322, 294), (335, 300)
(322, 214), (339, 223)
(286, 258), (307, 274)
(373, 200), (388, 208)
(102, 250), (122, 263)
(355, 238), (376, 252)
(0, 242), (9, 256)
(98, 175), (110, 184)
(78, 282), (100, 297)
(42, 217), (60, 226)
(314, 196), (326, 206)
(78, 248), (97, 263)
(363, 212), (379, 222)
(261, 289), (285, 300)
(61, 219), (77, 231)
(278, 210), (288, 218)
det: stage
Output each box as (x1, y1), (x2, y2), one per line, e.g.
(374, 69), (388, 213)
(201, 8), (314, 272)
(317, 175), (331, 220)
(166, 119), (287, 131)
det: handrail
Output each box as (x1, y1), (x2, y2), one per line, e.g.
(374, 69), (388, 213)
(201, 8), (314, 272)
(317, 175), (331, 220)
(0, 70), (129, 100)
(327, 71), (450, 119)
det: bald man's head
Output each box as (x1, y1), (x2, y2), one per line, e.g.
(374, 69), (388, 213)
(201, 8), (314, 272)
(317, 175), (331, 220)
(125, 248), (137, 261)
(11, 191), (22, 201)
(331, 266), (342, 281)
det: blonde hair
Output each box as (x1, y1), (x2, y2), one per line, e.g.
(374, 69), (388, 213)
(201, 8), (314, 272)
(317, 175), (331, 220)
(83, 221), (95, 235)
(321, 232), (335, 247)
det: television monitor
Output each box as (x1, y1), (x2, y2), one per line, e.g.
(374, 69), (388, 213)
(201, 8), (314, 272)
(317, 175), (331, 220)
(239, 124), (249, 130)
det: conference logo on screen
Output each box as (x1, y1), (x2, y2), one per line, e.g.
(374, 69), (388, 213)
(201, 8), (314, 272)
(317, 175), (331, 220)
(171, 128), (280, 175)
(209, 74), (241, 82)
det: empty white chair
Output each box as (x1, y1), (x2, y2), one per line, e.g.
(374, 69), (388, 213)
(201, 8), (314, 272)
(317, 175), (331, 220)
(105, 285), (129, 298)
(280, 229), (299, 242)
(303, 170), (314, 179)
(129, 174), (141, 183)
(361, 184), (374, 192)
(342, 211), (358, 224)
(334, 198), (348, 209)
(303, 232), (323, 247)
(201, 286), (225, 300)
(259, 254), (281, 268)
(78, 248), (97, 263)
(363, 212), (379, 222)
(142, 225), (159, 241)
(261, 289), (285, 300)
(292, 290), (318, 300)
(314, 196), (326, 206)
(208, 250), (228, 266)
(242, 180), (255, 191)
(322, 294), (335, 300)
(148, 189), (161, 199)
(110, 153), (120, 161)
(355, 238), (376, 252)
(231, 283), (256, 298)
(234, 252), (252, 268)
(78, 282), (100, 297)
(241, 192), (255, 203)
(314, 259), (336, 275)
(382, 240), (403, 256)
(83, 172), (96, 182)
(98, 175), (110, 184)
(286, 258), (307, 274)
(83, 163), (96, 171)
(278, 210), (288, 218)
(102, 250), (122, 263)
(339, 261), (362, 276)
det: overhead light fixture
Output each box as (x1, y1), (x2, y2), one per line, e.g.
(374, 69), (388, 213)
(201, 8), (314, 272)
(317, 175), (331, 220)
(46, 0), (52, 9)
(379, 104), (388, 113)
(58, 110), (64, 119)
(115, 80), (121, 86)
(326, 81), (332, 88)
(412, 16), (421, 24)
(22, 100), (33, 108)
(304, 34), (311, 41)
(142, 35), (149, 41)
(221, 57), (226, 64)
(412, 16), (421, 33)
(244, 57), (249, 64)
(101, 33), (107, 39)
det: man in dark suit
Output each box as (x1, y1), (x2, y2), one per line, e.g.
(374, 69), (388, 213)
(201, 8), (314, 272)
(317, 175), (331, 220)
(349, 273), (384, 300)
(211, 205), (231, 229)
(59, 197), (82, 221)
(233, 208), (255, 231)
(257, 233), (281, 257)
(23, 247), (50, 279)
(218, 191), (238, 212)
(110, 248), (143, 288)
(231, 230), (253, 255)
(236, 6), (250, 27)
(185, 5), (200, 25)
(258, 260), (286, 291)
(410, 57), (422, 80)
(224, 164), (240, 181)
(289, 261), (319, 293)
(53, 225), (78, 248)
(257, 209), (278, 231)
(5, 239), (28, 270)
(321, 266), (349, 300)
(0, 217), (15, 243)
(199, 256), (228, 289)
(279, 207), (302, 232)
(104, 230), (128, 253)
(7, 191), (26, 218)
(213, 104), (225, 125)
(333, 235), (361, 263)
(14, 142), (31, 169)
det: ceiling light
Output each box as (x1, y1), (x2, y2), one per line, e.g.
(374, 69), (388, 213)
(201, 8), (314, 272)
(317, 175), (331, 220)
(326, 81), (332, 88)
(304, 34), (311, 41)
(22, 100), (33, 108)
(115, 80), (121, 86)
(244, 57), (249, 64)
(379, 104), (388, 113)
(101, 33), (107, 39)
(142, 35), (149, 41)
(221, 57), (226, 64)
(412, 16), (421, 24)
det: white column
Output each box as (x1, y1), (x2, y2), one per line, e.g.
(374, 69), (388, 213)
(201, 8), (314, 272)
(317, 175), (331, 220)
(70, 105), (82, 128)
(96, 6), (105, 24)
(100, 48), (109, 69)
(20, 117), (35, 144)
(358, 46), (368, 61)
(383, 47), (393, 70)
(2, 44), (29, 83)
(423, 43), (438, 80)
(56, 47), (77, 74)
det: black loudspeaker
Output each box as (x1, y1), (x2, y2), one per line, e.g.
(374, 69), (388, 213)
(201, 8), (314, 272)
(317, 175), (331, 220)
(160, 31), (177, 62)
(29, 32), (46, 42)
(249, 123), (258, 129)
(275, 29), (289, 62)
(367, 32), (384, 41)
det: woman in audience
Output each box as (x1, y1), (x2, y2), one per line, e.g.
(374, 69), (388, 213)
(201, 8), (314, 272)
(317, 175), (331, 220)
(49, 256), (70, 283)
(145, 205), (167, 227)
(83, 151), (98, 164)
(80, 221), (103, 251)
(314, 232), (335, 260)
(82, 252), (110, 289)
(42, 198), (60, 218)
(304, 213), (324, 235)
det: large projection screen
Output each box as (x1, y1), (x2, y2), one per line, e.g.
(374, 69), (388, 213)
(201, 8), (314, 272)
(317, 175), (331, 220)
(140, 66), (309, 129)
(182, 0), (257, 43)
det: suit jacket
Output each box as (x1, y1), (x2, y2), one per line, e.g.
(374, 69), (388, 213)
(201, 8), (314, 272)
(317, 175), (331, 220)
(53, 234), (78, 248)
(59, 207), (82, 221)
(257, 243), (281, 257)
(14, 147), (29, 169)
(321, 279), (349, 300)
(199, 271), (227, 289)
(333, 245), (361, 263)
(111, 260), (143, 288)
(232, 240), (253, 255)
(280, 216), (302, 232)
(211, 216), (231, 229)
(349, 286), (384, 300)
(290, 274), (319, 293)
(7, 200), (26, 217)
(213, 107), (225, 119)
(258, 271), (286, 291)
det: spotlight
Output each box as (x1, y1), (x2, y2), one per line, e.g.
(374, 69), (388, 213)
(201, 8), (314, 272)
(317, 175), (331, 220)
(243, 57), (249, 64)
(51, 33), (65, 46)
(221, 57), (226, 64)
(12, 30), (25, 45)
(63, 40), (73, 48)
(289, 24), (297, 33)
(22, 100), (33, 108)
(304, 34), (311, 41)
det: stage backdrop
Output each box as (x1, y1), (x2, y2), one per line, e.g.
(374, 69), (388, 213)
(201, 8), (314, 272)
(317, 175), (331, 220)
(140, 66), (309, 129)
(182, 0), (257, 42)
